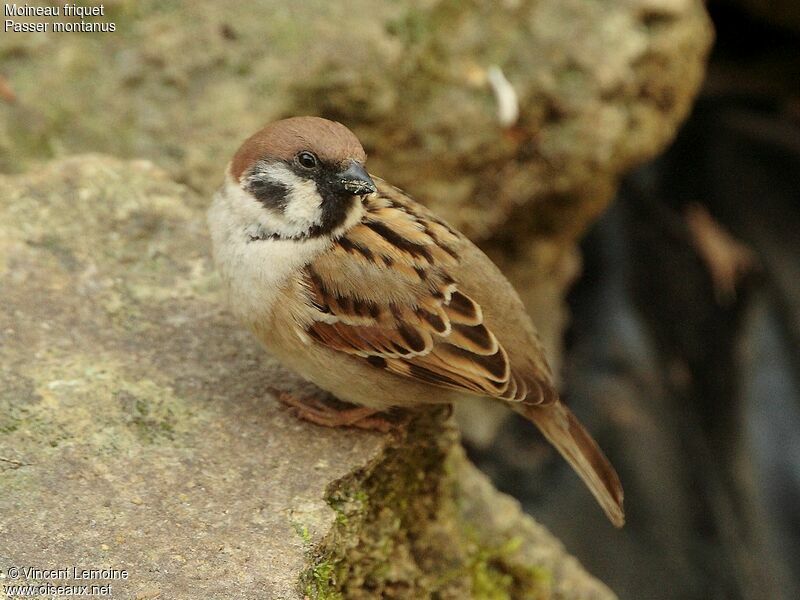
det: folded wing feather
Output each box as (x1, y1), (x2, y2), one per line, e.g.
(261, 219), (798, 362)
(300, 181), (547, 404)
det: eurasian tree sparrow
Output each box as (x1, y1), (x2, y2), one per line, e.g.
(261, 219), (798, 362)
(208, 117), (624, 527)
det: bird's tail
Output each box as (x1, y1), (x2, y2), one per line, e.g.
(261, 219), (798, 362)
(514, 400), (625, 527)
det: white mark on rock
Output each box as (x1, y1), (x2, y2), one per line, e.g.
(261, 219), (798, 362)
(487, 65), (519, 128)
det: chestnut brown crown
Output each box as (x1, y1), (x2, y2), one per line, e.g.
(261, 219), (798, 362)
(230, 116), (367, 181)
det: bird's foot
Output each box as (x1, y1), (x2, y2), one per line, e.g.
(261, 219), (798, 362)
(273, 390), (395, 433)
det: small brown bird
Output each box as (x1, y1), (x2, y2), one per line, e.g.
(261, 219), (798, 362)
(208, 117), (624, 527)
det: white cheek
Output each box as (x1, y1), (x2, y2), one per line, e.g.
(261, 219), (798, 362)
(283, 178), (323, 227)
(257, 163), (323, 235)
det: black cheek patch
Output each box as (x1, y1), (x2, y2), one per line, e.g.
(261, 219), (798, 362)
(246, 176), (289, 211)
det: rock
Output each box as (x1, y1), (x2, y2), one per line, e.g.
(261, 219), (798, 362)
(0, 157), (615, 599)
(0, 0), (712, 240)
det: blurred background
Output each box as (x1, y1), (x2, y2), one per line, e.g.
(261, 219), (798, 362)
(1, 1), (798, 598)
(467, 3), (800, 599)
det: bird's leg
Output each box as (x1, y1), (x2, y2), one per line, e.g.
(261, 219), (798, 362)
(273, 390), (395, 433)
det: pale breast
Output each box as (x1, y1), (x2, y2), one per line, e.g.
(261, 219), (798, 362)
(207, 183), (332, 326)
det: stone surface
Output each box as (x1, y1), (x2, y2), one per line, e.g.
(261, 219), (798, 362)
(0, 157), (615, 599)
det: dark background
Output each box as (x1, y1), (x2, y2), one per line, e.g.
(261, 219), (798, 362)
(468, 2), (800, 598)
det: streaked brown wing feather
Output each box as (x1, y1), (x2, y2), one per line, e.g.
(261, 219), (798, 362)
(300, 179), (550, 404)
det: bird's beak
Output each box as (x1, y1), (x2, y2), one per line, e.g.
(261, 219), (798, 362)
(336, 162), (377, 195)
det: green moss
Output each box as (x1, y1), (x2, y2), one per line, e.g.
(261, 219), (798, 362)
(117, 389), (178, 443)
(291, 521), (312, 546)
(471, 556), (514, 600)
(299, 408), (551, 599)
(466, 536), (551, 600)
(304, 560), (345, 600)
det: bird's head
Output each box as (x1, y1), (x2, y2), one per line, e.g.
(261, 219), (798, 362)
(227, 116), (375, 240)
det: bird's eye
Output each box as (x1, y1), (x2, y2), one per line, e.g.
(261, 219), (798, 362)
(296, 151), (318, 169)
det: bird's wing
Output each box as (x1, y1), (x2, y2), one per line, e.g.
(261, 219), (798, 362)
(297, 179), (555, 405)
(297, 179), (624, 527)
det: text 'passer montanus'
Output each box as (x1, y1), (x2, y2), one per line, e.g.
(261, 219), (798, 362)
(208, 117), (624, 527)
